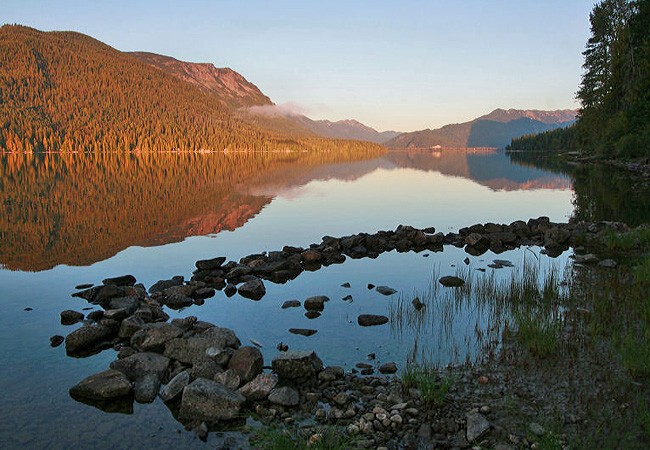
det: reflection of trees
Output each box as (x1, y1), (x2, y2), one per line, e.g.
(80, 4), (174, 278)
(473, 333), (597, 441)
(0, 145), (384, 272)
(507, 152), (650, 226)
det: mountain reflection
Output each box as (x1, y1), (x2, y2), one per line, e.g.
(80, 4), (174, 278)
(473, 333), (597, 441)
(0, 147), (383, 272)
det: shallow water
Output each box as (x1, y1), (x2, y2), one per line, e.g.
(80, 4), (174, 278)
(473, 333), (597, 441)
(0, 147), (621, 448)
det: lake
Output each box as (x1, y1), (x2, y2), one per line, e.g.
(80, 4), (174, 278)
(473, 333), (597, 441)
(0, 147), (645, 448)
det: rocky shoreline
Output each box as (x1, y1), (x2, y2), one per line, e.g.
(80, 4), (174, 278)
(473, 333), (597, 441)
(55, 217), (642, 449)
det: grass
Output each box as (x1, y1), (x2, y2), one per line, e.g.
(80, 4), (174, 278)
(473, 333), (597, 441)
(400, 363), (452, 408)
(249, 425), (354, 450)
(513, 310), (560, 358)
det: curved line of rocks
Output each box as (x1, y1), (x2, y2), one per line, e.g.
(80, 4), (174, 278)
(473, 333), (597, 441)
(56, 217), (631, 448)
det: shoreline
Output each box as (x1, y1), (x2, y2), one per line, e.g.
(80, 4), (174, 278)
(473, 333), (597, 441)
(57, 218), (649, 449)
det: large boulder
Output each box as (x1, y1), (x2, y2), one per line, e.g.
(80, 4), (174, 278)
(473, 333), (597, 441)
(164, 326), (240, 365)
(179, 378), (246, 422)
(148, 276), (184, 294)
(65, 325), (114, 354)
(268, 386), (300, 406)
(272, 351), (323, 380)
(131, 323), (183, 352)
(237, 279), (266, 300)
(196, 257), (227, 271)
(238, 373), (278, 400)
(69, 369), (132, 401)
(134, 373), (161, 403)
(227, 346), (263, 383)
(109, 352), (170, 382)
(60, 310), (85, 325)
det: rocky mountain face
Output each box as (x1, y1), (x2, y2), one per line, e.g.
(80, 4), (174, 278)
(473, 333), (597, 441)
(385, 109), (577, 149)
(130, 52), (272, 109)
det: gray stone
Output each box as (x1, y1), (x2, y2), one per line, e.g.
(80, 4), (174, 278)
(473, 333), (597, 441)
(318, 366), (344, 381)
(272, 351), (323, 380)
(102, 275), (137, 286)
(439, 276), (465, 287)
(237, 278), (266, 300)
(227, 346), (263, 383)
(375, 286), (397, 296)
(196, 257), (227, 271)
(281, 299), (301, 309)
(149, 276), (184, 294)
(598, 259), (618, 268)
(573, 253), (599, 264)
(164, 326), (240, 364)
(238, 373), (278, 400)
(171, 316), (198, 332)
(288, 328), (318, 336)
(357, 314), (389, 326)
(109, 352), (170, 382)
(164, 293), (194, 309)
(118, 315), (145, 339)
(179, 378), (245, 421)
(466, 411), (490, 442)
(131, 323), (183, 352)
(214, 369), (241, 390)
(108, 296), (140, 312)
(65, 325), (113, 354)
(134, 373), (160, 403)
(69, 369), (132, 401)
(190, 359), (223, 380)
(268, 386), (300, 407)
(60, 310), (84, 325)
(304, 295), (329, 311)
(159, 369), (190, 402)
(378, 362), (398, 374)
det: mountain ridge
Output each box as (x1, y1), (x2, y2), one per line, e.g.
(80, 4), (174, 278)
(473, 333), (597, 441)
(386, 108), (577, 149)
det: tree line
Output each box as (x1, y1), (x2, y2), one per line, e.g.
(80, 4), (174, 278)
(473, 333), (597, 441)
(508, 0), (649, 158)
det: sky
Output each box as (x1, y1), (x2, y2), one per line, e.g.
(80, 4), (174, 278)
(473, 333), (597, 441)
(3, 0), (596, 132)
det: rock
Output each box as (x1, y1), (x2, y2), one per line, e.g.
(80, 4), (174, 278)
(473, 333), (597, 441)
(238, 373), (278, 400)
(301, 249), (323, 263)
(341, 282), (351, 288)
(164, 326), (240, 365)
(289, 328), (317, 336)
(134, 373), (160, 403)
(412, 297), (424, 310)
(148, 276), (184, 294)
(466, 411), (490, 443)
(237, 278), (266, 300)
(465, 233), (486, 247)
(102, 275), (136, 286)
(75, 283), (93, 290)
(193, 422), (209, 441)
(375, 286), (397, 296)
(171, 316), (198, 332)
(379, 362), (398, 374)
(272, 351), (323, 380)
(573, 253), (599, 264)
(159, 369), (190, 402)
(227, 346), (263, 383)
(304, 311), (321, 319)
(69, 369), (132, 401)
(164, 293), (194, 309)
(205, 347), (232, 366)
(60, 310), (85, 325)
(318, 366), (344, 382)
(367, 283), (375, 290)
(598, 258), (617, 268)
(268, 386), (300, 407)
(493, 259), (514, 267)
(357, 314), (389, 326)
(179, 378), (246, 421)
(190, 359), (224, 380)
(214, 369), (241, 390)
(342, 294), (353, 302)
(196, 257), (227, 271)
(464, 257), (470, 265)
(439, 276), (465, 287)
(109, 352), (170, 382)
(118, 315), (145, 339)
(224, 284), (237, 297)
(281, 299), (301, 309)
(65, 325), (113, 354)
(50, 335), (64, 347)
(130, 323), (183, 353)
(304, 295), (329, 311)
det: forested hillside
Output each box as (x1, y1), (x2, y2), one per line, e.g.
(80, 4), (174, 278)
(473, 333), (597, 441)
(0, 25), (383, 154)
(508, 0), (649, 158)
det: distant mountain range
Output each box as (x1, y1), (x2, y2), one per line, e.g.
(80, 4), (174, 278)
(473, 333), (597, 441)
(293, 117), (400, 144)
(385, 109), (577, 149)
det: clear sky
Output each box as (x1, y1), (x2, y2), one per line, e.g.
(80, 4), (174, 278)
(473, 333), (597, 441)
(3, 0), (596, 132)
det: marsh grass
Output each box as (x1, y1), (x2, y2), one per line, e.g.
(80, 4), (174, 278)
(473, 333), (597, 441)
(400, 363), (452, 408)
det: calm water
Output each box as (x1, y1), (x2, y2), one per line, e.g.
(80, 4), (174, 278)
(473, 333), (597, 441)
(0, 147), (643, 448)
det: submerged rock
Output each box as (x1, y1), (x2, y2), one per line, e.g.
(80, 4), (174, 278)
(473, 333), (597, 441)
(438, 276), (465, 287)
(357, 314), (389, 326)
(304, 295), (329, 311)
(375, 286), (397, 296)
(281, 299), (301, 309)
(289, 328), (318, 336)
